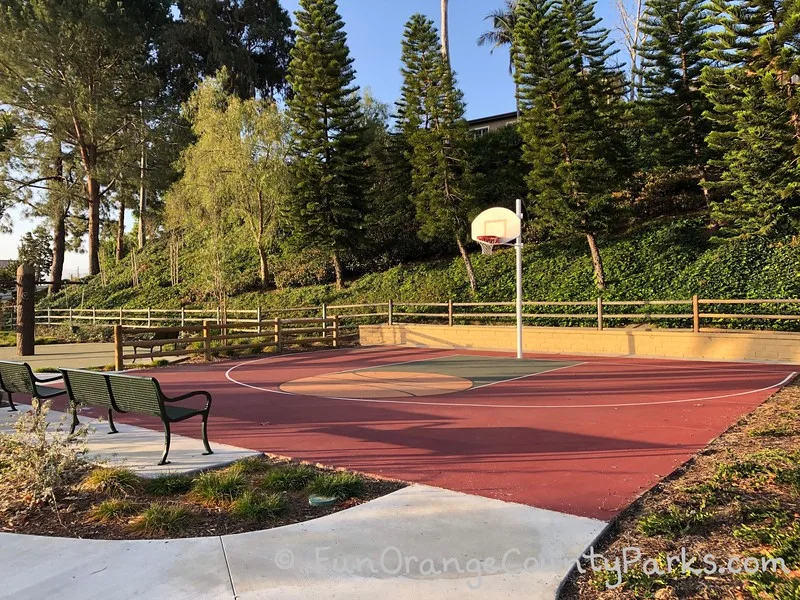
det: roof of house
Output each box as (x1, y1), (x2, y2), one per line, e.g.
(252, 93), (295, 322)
(467, 111), (519, 127)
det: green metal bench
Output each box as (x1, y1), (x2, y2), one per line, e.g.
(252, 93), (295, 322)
(60, 369), (120, 435)
(73, 372), (212, 465)
(0, 360), (66, 412)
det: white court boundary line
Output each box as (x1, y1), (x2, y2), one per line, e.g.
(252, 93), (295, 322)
(224, 352), (798, 409)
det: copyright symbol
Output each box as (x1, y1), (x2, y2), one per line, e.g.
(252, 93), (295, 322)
(275, 549), (294, 570)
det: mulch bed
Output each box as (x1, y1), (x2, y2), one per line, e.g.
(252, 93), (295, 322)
(0, 455), (405, 540)
(560, 378), (800, 599)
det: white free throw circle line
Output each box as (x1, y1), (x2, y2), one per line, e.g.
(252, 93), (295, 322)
(224, 354), (797, 409)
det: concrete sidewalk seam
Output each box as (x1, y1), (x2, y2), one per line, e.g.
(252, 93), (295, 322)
(220, 536), (239, 599)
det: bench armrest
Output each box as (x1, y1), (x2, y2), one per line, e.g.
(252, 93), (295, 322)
(163, 390), (213, 411)
(33, 372), (62, 384)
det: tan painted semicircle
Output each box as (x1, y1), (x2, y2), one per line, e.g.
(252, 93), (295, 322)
(279, 370), (474, 399)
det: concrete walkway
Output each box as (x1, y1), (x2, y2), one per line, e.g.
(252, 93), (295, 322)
(1, 486), (605, 600)
(1, 403), (260, 476)
(0, 404), (606, 599)
(0, 342), (117, 369)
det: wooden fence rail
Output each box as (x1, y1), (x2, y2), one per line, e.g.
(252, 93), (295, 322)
(114, 316), (348, 370)
(14, 297), (800, 340)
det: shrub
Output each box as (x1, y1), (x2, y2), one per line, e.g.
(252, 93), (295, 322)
(91, 498), (138, 522)
(144, 473), (194, 497)
(130, 502), (193, 536)
(192, 468), (247, 503)
(235, 456), (272, 475)
(637, 505), (712, 538)
(308, 472), (365, 500)
(262, 464), (318, 492)
(0, 402), (88, 511)
(230, 491), (286, 521)
(81, 467), (141, 497)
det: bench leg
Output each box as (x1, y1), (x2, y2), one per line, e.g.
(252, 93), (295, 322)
(5, 392), (16, 412)
(201, 413), (213, 456)
(107, 409), (119, 434)
(70, 405), (80, 434)
(159, 422), (171, 466)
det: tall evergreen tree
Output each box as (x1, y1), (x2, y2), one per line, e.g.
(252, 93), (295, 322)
(397, 14), (478, 292)
(515, 0), (628, 289)
(0, 0), (170, 276)
(701, 0), (800, 237)
(287, 0), (369, 289)
(637, 0), (711, 176)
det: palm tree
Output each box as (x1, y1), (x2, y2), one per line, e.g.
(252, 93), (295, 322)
(441, 0), (450, 63)
(477, 0), (520, 116)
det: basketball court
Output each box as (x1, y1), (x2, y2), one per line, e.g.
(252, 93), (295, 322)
(80, 345), (796, 521)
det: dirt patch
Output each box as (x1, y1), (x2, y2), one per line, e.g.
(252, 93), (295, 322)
(561, 378), (800, 599)
(0, 454), (405, 540)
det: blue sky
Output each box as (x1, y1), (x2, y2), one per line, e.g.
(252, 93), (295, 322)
(0, 0), (623, 274)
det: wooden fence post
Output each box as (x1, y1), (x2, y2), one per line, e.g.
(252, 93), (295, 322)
(321, 303), (327, 337)
(16, 264), (35, 356)
(119, 307), (123, 325)
(332, 315), (339, 348)
(92, 307), (97, 326)
(597, 297), (604, 331)
(257, 306), (262, 334)
(203, 320), (212, 361)
(47, 307), (51, 326)
(181, 307), (186, 327)
(388, 300), (394, 326)
(114, 325), (124, 371)
(448, 299), (454, 327)
(692, 295), (700, 333)
(147, 307), (152, 328)
(68, 307), (73, 326)
(274, 318), (282, 354)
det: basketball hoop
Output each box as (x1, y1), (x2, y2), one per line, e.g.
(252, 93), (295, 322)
(477, 235), (500, 255)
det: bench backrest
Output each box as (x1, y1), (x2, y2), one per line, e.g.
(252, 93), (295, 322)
(60, 369), (115, 410)
(0, 361), (35, 395)
(107, 373), (164, 417)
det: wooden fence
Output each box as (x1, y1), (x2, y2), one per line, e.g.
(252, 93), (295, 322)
(13, 297), (800, 338)
(114, 315), (362, 370)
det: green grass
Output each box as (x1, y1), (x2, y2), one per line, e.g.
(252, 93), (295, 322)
(637, 504), (713, 539)
(749, 423), (796, 438)
(130, 502), (194, 535)
(191, 468), (247, 503)
(81, 467), (141, 496)
(235, 455), (272, 475)
(91, 498), (138, 522)
(308, 472), (365, 501)
(144, 473), (195, 497)
(230, 491), (287, 521)
(262, 464), (318, 492)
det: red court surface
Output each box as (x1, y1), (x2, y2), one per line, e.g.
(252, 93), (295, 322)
(82, 346), (796, 520)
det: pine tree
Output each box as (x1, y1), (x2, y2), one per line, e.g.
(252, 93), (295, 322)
(701, 0), (800, 237)
(397, 14), (478, 292)
(636, 0), (711, 176)
(515, 0), (628, 289)
(287, 0), (369, 289)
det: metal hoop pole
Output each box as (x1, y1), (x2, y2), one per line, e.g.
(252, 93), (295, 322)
(515, 199), (524, 360)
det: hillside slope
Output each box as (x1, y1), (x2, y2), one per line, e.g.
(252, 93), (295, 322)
(40, 218), (800, 314)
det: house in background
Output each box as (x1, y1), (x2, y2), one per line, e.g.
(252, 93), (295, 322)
(467, 111), (518, 137)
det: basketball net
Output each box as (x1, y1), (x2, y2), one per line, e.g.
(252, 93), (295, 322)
(477, 236), (500, 256)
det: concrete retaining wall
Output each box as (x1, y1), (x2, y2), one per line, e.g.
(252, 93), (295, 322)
(359, 324), (800, 363)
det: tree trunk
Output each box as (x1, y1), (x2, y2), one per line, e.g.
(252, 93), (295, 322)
(49, 215), (66, 295)
(332, 251), (343, 290)
(258, 245), (268, 289)
(441, 0), (450, 63)
(87, 174), (101, 275)
(138, 138), (147, 250)
(586, 233), (606, 290)
(116, 198), (125, 261)
(456, 236), (478, 293)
